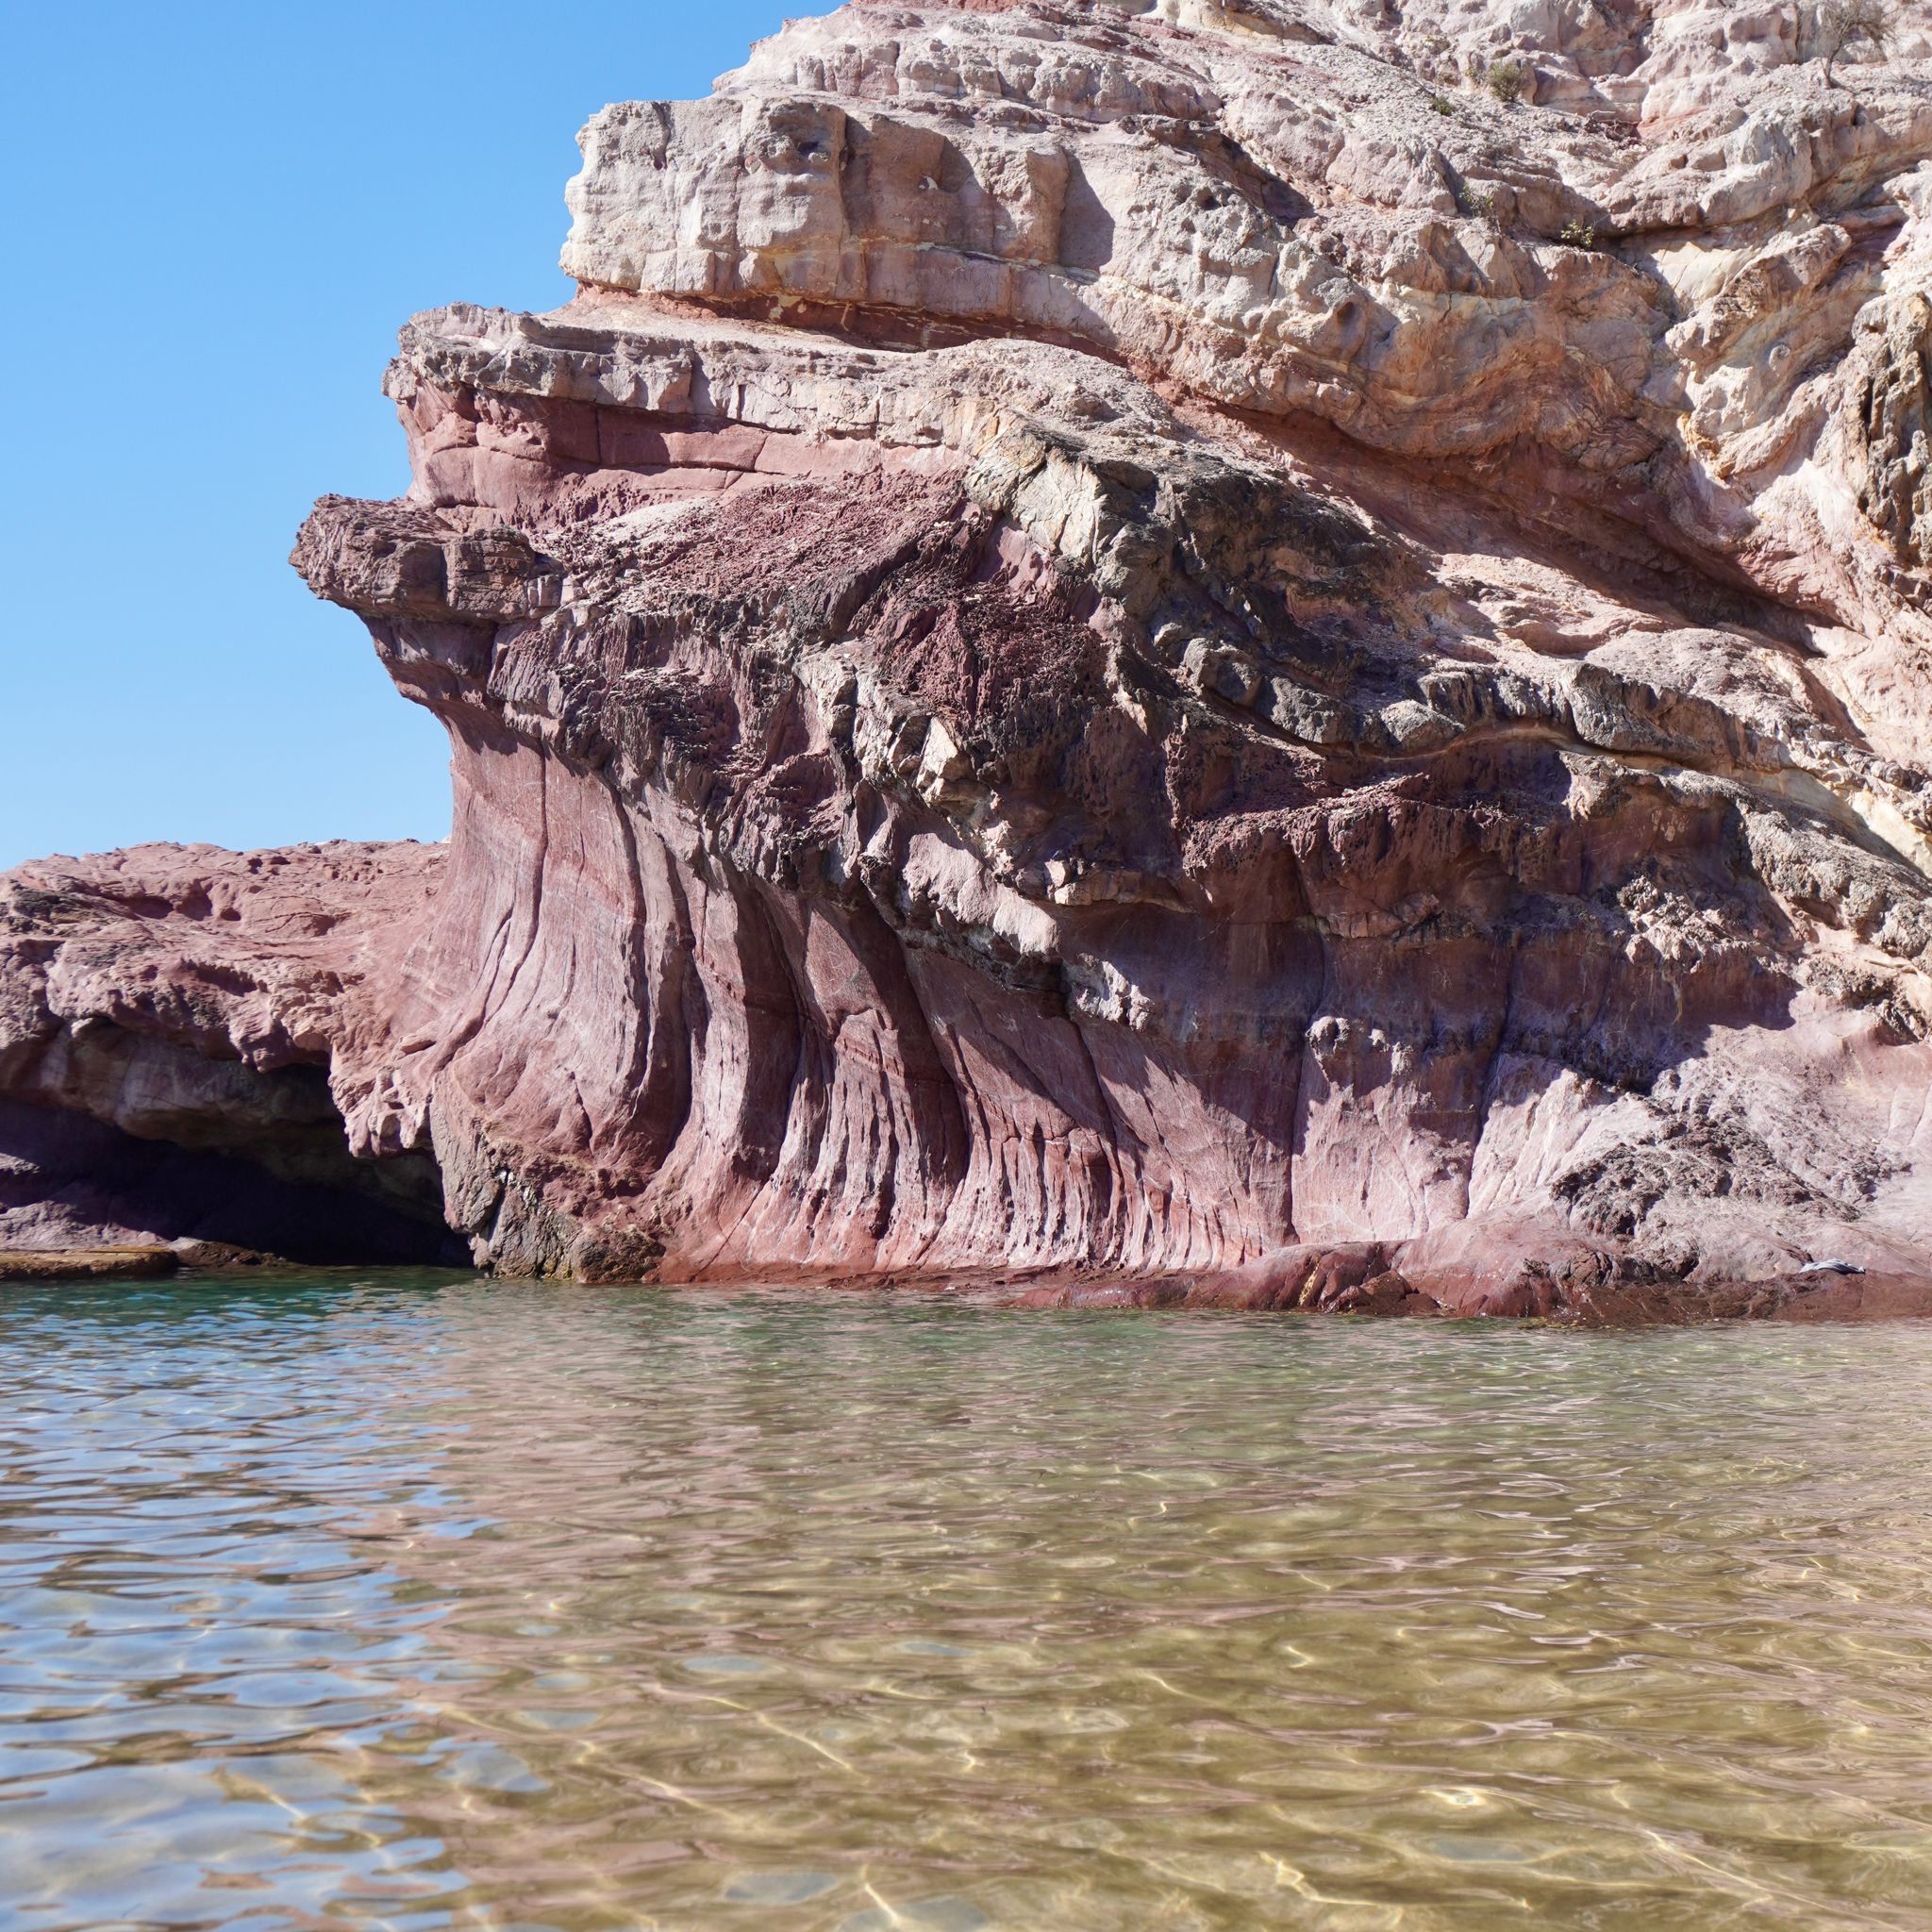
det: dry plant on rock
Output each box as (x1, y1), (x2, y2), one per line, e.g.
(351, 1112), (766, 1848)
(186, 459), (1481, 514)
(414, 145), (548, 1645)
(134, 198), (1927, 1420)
(1819, 0), (1895, 86)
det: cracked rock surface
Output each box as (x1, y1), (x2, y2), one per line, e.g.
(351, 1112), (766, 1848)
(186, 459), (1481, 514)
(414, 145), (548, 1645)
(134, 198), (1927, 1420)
(11, 0), (1932, 1312)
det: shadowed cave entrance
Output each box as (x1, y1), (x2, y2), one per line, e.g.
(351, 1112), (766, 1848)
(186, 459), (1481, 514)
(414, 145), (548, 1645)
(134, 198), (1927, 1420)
(0, 1057), (470, 1268)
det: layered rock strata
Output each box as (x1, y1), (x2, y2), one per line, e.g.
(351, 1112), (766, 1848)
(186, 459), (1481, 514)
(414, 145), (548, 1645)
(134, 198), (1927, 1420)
(0, 845), (465, 1266)
(10, 0), (1932, 1310)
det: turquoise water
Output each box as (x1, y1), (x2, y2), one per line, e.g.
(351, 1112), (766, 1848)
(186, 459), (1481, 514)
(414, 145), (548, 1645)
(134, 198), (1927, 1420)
(2, 1276), (1930, 1930)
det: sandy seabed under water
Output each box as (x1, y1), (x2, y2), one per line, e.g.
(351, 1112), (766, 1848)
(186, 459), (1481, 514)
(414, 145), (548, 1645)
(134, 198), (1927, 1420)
(2, 1272), (1929, 1930)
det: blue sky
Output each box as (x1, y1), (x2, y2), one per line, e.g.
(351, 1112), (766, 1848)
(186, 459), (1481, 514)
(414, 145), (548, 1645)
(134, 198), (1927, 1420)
(0, 2), (790, 871)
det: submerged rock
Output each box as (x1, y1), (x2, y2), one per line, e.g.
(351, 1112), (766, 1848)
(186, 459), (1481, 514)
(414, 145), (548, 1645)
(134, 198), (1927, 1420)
(0, 1247), (178, 1282)
(8, 0), (1932, 1310)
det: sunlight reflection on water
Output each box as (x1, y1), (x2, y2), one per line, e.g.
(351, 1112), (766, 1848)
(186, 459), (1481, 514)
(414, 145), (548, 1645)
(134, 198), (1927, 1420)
(3, 1275), (1930, 1930)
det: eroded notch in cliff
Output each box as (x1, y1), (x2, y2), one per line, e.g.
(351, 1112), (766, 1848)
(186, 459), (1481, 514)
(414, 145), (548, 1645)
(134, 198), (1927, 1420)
(0, 1042), (469, 1268)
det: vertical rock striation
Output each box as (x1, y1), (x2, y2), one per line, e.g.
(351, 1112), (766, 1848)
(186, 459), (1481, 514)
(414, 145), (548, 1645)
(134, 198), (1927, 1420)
(11, 0), (1932, 1309)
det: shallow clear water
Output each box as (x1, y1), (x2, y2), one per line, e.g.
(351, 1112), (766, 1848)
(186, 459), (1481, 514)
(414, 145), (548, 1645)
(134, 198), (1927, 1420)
(3, 1279), (1931, 1931)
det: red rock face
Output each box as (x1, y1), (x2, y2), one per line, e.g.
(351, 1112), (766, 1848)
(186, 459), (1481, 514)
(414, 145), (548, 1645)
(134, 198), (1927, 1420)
(0, 844), (464, 1264)
(11, 0), (1932, 1314)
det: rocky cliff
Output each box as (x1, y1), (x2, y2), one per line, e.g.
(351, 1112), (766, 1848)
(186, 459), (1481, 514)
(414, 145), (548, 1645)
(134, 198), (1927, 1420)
(10, 0), (1932, 1310)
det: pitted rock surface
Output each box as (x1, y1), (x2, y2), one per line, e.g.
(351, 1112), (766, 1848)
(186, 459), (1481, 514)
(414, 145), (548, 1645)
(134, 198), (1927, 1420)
(11, 0), (1932, 1312)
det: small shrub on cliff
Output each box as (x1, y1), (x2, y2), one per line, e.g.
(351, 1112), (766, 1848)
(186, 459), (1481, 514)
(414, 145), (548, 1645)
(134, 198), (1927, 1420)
(1559, 219), (1599, 249)
(1429, 92), (1455, 115)
(1818, 0), (1895, 86)
(1460, 185), (1500, 227)
(1487, 58), (1524, 104)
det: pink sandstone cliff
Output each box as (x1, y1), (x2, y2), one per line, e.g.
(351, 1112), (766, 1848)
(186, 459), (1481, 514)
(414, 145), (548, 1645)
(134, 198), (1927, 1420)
(10, 0), (1932, 1312)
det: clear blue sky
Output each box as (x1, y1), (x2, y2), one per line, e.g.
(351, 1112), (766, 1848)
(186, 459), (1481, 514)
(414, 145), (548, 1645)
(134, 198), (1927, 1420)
(0, 2), (790, 871)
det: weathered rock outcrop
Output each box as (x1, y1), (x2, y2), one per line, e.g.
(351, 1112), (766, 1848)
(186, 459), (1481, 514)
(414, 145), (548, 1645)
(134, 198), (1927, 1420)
(0, 844), (466, 1264)
(11, 0), (1932, 1311)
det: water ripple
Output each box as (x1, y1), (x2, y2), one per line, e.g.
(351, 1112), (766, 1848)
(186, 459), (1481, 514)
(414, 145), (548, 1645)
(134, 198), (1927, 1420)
(1, 1277), (1930, 1928)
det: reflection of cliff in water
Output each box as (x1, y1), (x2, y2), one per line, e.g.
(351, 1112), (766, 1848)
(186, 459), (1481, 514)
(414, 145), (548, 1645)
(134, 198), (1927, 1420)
(7, 1279), (1932, 1927)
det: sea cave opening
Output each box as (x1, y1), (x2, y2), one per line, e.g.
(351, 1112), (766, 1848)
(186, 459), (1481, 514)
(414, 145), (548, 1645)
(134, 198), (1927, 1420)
(0, 1051), (471, 1268)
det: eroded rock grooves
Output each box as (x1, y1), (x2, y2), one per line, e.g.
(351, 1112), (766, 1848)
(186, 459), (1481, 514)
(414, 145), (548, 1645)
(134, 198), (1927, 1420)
(9, 0), (1932, 1312)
